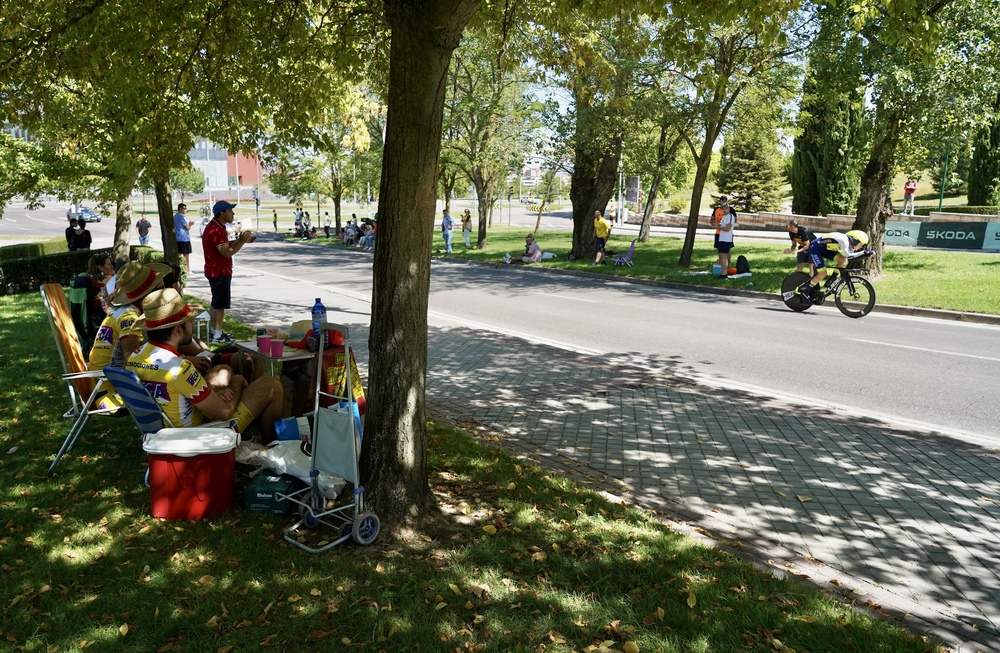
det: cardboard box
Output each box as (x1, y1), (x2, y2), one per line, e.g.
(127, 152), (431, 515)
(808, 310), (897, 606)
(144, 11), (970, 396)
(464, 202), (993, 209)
(244, 474), (297, 514)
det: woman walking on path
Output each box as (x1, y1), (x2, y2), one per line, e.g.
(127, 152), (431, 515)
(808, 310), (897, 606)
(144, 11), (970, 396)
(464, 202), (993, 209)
(462, 209), (472, 248)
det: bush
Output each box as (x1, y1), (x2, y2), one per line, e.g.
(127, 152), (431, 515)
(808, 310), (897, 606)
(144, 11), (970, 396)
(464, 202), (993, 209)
(0, 238), (68, 262)
(0, 246), (168, 295)
(667, 194), (687, 214)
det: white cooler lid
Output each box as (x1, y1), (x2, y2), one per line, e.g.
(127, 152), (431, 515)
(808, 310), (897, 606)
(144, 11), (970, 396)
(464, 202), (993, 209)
(143, 428), (239, 455)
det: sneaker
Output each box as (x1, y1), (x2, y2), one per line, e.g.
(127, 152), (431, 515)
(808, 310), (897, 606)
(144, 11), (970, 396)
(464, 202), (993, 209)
(211, 332), (235, 344)
(503, 253), (511, 264)
(795, 283), (814, 304)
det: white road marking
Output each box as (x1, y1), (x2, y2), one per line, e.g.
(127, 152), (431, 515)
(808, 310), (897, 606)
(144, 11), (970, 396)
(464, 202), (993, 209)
(22, 213), (48, 222)
(528, 292), (599, 303)
(849, 338), (1000, 363)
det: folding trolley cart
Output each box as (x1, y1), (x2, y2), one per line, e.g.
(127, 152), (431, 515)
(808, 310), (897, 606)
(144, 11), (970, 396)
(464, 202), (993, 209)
(279, 323), (379, 553)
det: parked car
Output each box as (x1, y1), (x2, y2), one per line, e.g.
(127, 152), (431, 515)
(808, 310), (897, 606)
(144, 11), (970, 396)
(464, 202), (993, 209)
(67, 207), (102, 223)
(520, 196), (534, 204)
(197, 216), (211, 237)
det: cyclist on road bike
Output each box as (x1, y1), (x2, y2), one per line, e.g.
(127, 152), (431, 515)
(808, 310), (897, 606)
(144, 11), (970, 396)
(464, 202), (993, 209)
(795, 230), (870, 302)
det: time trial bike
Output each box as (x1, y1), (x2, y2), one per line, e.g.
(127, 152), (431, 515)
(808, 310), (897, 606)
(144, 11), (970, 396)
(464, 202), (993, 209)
(780, 252), (876, 319)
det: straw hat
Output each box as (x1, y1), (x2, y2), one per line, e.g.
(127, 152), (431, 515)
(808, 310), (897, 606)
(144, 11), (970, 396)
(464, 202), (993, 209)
(132, 288), (198, 332)
(110, 261), (171, 306)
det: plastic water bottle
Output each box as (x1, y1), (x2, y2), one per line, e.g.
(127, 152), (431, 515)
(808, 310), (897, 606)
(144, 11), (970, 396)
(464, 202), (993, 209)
(311, 298), (327, 349)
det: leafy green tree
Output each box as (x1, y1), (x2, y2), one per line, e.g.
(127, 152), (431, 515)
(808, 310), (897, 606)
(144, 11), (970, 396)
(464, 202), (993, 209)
(674, 15), (802, 267)
(169, 167), (207, 201)
(968, 94), (1000, 206)
(442, 18), (535, 247)
(847, 0), (1000, 272)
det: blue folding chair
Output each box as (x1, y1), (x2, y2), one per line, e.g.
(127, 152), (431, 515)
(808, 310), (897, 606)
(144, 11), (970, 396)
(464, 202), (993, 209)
(102, 366), (236, 438)
(613, 239), (636, 268)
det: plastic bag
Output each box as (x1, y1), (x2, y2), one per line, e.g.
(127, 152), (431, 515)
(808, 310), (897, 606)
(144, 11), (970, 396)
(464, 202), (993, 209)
(235, 440), (346, 501)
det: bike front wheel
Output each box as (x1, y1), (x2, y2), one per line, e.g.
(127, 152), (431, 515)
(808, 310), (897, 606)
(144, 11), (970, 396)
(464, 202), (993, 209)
(835, 275), (876, 318)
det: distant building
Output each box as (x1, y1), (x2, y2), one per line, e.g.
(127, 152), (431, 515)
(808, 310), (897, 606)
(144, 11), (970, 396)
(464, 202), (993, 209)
(2, 123), (38, 143)
(188, 138), (261, 191)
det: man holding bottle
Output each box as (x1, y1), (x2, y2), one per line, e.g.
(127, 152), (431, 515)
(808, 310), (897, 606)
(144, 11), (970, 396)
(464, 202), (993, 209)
(202, 200), (255, 344)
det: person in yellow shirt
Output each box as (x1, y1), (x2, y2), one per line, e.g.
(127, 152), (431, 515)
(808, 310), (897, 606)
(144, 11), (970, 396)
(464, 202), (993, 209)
(592, 209), (612, 265)
(127, 288), (283, 440)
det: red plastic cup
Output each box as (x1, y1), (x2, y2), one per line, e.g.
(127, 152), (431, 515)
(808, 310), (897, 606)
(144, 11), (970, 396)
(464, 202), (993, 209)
(270, 340), (285, 357)
(257, 335), (271, 352)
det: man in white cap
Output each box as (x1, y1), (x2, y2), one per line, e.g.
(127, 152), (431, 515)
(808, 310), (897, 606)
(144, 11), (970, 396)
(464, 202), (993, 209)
(202, 200), (256, 344)
(127, 288), (283, 440)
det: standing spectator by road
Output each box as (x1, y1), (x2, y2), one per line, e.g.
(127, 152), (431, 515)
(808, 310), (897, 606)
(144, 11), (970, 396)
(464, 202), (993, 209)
(173, 203), (193, 272)
(66, 218), (79, 251)
(710, 196), (734, 268)
(783, 219), (817, 273)
(202, 200), (256, 345)
(902, 179), (917, 215)
(609, 206), (617, 225)
(715, 201), (736, 276)
(323, 212), (331, 238)
(592, 209), (611, 265)
(504, 233), (542, 264)
(461, 209), (472, 248)
(272, 209), (278, 233)
(135, 215), (152, 246)
(441, 209), (454, 254)
(70, 220), (92, 251)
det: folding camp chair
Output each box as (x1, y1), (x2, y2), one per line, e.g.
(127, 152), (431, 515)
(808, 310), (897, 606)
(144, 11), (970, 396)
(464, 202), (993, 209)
(41, 283), (116, 476)
(613, 239), (636, 268)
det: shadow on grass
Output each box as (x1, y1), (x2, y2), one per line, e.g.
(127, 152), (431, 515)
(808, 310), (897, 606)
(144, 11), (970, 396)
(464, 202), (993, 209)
(1, 291), (942, 653)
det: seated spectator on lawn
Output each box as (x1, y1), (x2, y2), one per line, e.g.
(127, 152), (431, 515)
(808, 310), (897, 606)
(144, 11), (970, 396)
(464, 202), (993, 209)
(504, 233), (542, 265)
(127, 288), (283, 440)
(360, 224), (376, 250)
(70, 253), (115, 351)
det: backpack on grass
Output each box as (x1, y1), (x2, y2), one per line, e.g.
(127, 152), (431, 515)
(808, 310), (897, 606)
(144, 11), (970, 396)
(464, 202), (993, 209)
(735, 255), (750, 274)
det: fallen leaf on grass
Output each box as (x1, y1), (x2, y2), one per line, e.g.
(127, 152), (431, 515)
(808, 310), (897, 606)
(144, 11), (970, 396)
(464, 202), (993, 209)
(794, 614), (818, 623)
(547, 630), (567, 643)
(623, 642), (640, 653)
(341, 637), (351, 645)
(482, 525), (497, 535)
(118, 624), (128, 636)
(310, 588), (322, 596)
(687, 592), (697, 608)
(205, 616), (221, 628)
(448, 583), (462, 595)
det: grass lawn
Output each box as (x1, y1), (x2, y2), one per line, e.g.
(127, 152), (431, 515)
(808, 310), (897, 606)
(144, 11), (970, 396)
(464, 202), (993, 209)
(301, 227), (1000, 315)
(1, 291), (946, 653)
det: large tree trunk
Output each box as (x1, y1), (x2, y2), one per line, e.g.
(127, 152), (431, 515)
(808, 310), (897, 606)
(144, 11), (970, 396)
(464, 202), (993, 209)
(853, 102), (901, 276)
(362, 0), (480, 530)
(333, 192), (342, 233)
(154, 175), (178, 266)
(112, 193), (133, 262)
(569, 136), (622, 259)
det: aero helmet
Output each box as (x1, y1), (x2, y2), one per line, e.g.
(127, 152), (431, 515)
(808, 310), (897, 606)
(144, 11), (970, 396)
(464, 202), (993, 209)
(846, 230), (869, 246)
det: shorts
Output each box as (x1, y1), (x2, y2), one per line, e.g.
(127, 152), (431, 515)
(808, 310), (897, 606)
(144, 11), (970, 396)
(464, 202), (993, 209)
(207, 275), (232, 310)
(231, 401), (255, 433)
(595, 237), (606, 254)
(716, 240), (733, 254)
(796, 250), (811, 264)
(177, 240), (192, 255)
(138, 235), (149, 245)
(806, 241), (838, 269)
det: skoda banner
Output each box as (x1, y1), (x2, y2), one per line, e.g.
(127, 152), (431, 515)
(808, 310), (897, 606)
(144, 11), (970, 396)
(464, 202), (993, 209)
(883, 221), (920, 246)
(917, 222), (987, 249)
(984, 222), (1000, 251)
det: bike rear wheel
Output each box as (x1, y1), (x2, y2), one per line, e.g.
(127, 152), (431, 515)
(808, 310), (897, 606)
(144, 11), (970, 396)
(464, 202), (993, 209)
(835, 275), (876, 318)
(780, 272), (813, 312)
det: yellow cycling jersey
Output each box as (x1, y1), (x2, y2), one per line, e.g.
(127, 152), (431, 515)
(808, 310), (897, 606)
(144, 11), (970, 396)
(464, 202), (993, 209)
(88, 304), (142, 371)
(126, 342), (211, 428)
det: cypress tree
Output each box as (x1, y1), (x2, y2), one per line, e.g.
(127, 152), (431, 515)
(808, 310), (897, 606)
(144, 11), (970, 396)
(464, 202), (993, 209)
(968, 94), (1000, 207)
(791, 75), (821, 215)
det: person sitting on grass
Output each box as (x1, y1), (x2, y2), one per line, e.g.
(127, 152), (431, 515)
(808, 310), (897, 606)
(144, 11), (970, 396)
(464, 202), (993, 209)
(127, 288), (283, 441)
(504, 233), (542, 265)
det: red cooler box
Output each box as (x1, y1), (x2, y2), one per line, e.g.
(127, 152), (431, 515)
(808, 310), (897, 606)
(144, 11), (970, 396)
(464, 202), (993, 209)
(142, 428), (239, 520)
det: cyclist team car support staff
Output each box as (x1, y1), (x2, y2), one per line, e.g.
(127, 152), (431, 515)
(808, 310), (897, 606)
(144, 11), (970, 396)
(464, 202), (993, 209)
(795, 230), (870, 303)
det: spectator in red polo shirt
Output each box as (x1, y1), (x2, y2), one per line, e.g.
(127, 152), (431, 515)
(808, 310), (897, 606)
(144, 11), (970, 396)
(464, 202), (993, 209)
(202, 200), (256, 344)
